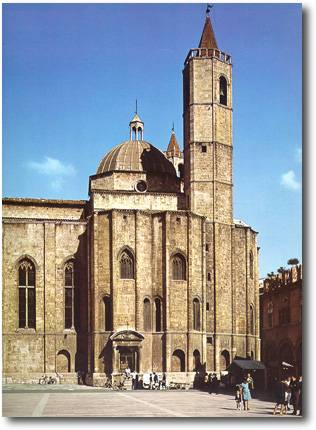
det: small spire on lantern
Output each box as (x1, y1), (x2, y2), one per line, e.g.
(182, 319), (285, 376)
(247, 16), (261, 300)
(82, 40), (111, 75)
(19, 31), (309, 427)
(129, 103), (144, 141)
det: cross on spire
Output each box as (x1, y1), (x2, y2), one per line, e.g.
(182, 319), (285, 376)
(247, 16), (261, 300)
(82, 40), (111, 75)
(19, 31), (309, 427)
(206, 4), (213, 17)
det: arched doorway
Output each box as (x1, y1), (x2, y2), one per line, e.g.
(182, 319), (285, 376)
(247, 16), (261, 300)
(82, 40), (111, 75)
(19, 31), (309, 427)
(171, 349), (185, 372)
(57, 350), (71, 373)
(220, 350), (230, 371)
(193, 349), (201, 371)
(110, 330), (144, 374)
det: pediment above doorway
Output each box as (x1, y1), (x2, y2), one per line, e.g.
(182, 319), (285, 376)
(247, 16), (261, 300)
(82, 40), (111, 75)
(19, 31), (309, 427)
(110, 330), (144, 342)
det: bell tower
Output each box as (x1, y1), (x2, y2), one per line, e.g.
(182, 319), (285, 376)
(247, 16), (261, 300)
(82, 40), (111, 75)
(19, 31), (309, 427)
(183, 13), (233, 224)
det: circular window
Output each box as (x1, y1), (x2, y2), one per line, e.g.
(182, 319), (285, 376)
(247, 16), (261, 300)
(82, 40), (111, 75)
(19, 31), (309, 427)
(135, 180), (147, 193)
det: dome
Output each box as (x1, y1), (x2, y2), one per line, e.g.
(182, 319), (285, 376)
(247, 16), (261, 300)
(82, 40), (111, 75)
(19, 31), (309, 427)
(97, 140), (177, 176)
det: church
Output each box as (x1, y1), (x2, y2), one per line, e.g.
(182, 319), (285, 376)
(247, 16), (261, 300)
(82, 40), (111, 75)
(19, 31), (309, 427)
(2, 13), (260, 385)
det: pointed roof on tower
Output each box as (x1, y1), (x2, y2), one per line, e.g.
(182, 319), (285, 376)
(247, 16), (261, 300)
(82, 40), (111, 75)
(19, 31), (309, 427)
(130, 112), (143, 125)
(199, 15), (218, 50)
(166, 127), (181, 158)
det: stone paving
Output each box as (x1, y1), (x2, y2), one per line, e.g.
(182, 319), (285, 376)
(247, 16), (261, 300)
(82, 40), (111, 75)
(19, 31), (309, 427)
(2, 385), (301, 418)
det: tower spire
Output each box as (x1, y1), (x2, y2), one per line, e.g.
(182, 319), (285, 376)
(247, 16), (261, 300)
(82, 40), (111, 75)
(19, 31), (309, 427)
(166, 126), (181, 158)
(199, 6), (218, 50)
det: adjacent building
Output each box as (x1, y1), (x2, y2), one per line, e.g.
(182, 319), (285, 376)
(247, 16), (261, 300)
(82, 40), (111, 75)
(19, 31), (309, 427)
(260, 265), (302, 385)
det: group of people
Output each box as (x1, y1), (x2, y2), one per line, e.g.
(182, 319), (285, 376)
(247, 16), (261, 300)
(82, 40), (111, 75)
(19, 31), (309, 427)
(147, 372), (167, 390)
(234, 373), (254, 411)
(207, 373), (221, 394)
(123, 367), (167, 390)
(273, 375), (302, 416)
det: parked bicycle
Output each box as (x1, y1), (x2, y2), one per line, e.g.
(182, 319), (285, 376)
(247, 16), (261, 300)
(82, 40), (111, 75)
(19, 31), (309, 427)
(104, 378), (126, 390)
(39, 375), (57, 385)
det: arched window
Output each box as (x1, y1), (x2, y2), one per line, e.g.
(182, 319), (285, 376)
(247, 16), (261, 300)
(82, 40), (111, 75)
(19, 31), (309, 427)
(64, 261), (75, 329)
(154, 297), (162, 332)
(249, 304), (255, 335)
(120, 250), (134, 279)
(178, 163), (184, 179)
(143, 298), (151, 331)
(193, 298), (201, 331)
(219, 76), (227, 106)
(279, 342), (294, 366)
(138, 127), (143, 140)
(249, 251), (254, 279)
(267, 301), (273, 328)
(18, 259), (36, 328)
(103, 296), (112, 331)
(172, 253), (186, 280)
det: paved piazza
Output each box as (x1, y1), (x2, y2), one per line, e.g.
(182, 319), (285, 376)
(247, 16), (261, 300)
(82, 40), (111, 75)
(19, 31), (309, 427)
(2, 385), (301, 418)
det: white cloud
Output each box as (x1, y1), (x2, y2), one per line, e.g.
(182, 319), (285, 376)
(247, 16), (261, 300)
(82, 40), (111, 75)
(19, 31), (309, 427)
(27, 156), (76, 191)
(28, 156), (76, 177)
(281, 170), (300, 191)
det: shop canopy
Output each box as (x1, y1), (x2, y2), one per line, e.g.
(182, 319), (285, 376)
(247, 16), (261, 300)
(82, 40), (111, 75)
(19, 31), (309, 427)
(227, 359), (266, 373)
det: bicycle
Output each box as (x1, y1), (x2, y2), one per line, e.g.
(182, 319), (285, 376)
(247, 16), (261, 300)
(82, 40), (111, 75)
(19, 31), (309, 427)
(39, 375), (57, 385)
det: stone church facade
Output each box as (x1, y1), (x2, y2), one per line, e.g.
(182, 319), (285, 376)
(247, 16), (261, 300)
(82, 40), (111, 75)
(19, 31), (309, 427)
(2, 15), (260, 385)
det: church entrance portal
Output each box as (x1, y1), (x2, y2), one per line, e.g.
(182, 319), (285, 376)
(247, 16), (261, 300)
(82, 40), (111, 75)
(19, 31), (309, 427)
(119, 347), (138, 372)
(110, 330), (144, 374)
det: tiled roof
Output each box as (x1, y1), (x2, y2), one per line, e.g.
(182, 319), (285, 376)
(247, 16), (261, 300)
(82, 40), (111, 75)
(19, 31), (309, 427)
(97, 140), (176, 175)
(199, 16), (218, 50)
(166, 131), (181, 157)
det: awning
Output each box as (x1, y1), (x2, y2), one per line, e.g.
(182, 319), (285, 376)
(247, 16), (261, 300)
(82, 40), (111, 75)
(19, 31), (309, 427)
(227, 359), (266, 373)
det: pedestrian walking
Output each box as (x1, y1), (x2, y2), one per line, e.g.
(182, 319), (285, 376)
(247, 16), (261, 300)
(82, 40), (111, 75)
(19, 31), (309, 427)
(153, 372), (159, 390)
(235, 384), (242, 410)
(131, 371), (137, 390)
(284, 376), (292, 414)
(208, 373), (213, 394)
(246, 372), (255, 398)
(213, 374), (219, 395)
(149, 373), (153, 390)
(241, 377), (251, 411)
(298, 376), (302, 416)
(273, 378), (286, 415)
(161, 373), (166, 390)
(290, 376), (300, 415)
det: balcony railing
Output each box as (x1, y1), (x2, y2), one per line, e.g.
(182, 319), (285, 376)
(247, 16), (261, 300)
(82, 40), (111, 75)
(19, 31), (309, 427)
(184, 48), (232, 65)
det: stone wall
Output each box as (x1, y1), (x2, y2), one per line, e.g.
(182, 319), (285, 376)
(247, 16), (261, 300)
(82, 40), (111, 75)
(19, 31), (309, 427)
(92, 190), (184, 212)
(90, 171), (181, 194)
(2, 209), (88, 382)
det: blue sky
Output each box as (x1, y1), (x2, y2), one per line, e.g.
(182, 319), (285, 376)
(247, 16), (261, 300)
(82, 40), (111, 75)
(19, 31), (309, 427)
(2, 3), (302, 277)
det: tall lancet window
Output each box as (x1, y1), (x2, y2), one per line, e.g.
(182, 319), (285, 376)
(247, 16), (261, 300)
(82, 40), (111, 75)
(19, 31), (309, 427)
(18, 259), (36, 329)
(143, 298), (151, 331)
(172, 253), (186, 280)
(64, 261), (75, 329)
(249, 251), (254, 279)
(249, 304), (255, 335)
(155, 297), (162, 332)
(120, 249), (134, 279)
(193, 298), (201, 331)
(219, 76), (227, 106)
